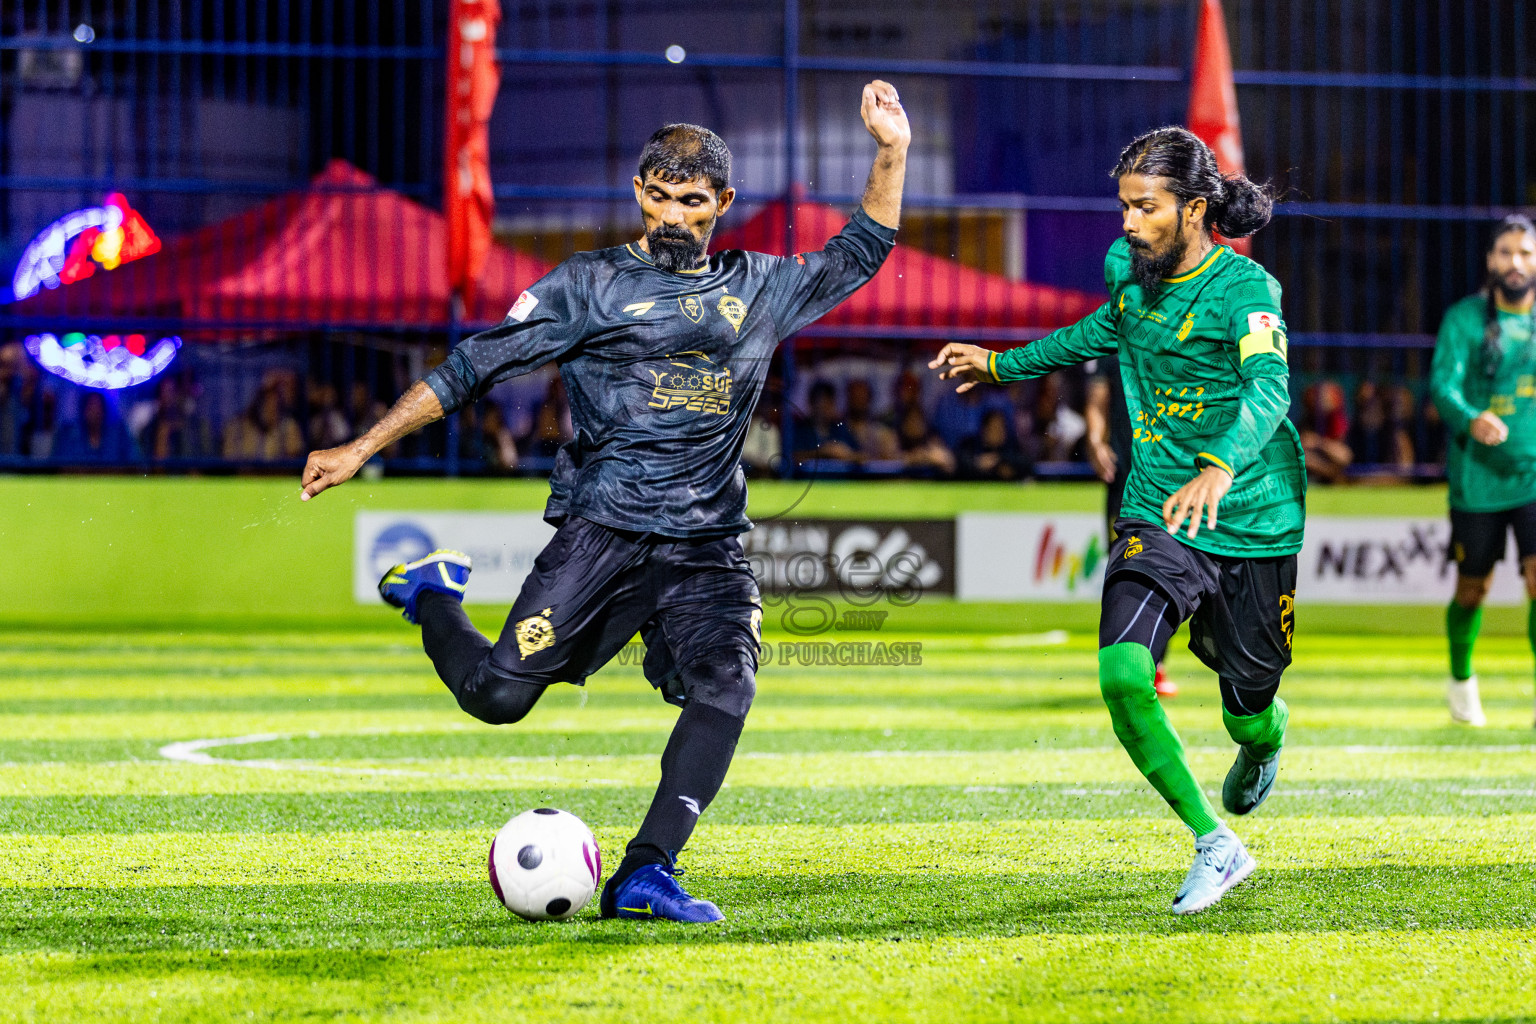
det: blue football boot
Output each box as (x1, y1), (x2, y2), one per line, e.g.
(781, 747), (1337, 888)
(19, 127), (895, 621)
(377, 549), (471, 624)
(600, 863), (724, 923)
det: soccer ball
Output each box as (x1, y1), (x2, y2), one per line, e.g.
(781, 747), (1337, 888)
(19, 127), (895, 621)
(488, 808), (601, 921)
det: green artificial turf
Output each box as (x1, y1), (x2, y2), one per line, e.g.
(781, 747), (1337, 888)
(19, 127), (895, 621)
(2, 622), (1534, 1022)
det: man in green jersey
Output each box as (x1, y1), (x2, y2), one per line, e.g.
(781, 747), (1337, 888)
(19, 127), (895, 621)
(1431, 214), (1536, 728)
(930, 126), (1303, 915)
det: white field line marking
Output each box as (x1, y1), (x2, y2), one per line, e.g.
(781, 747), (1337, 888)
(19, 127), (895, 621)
(155, 733), (627, 784)
(979, 630), (1072, 649)
(153, 733), (1536, 794)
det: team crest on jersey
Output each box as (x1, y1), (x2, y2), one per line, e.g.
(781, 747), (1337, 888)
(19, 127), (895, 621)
(516, 607), (556, 659)
(678, 294), (705, 323)
(1124, 535), (1143, 558)
(717, 293), (748, 333)
(1177, 313), (1196, 341)
(647, 351), (733, 416)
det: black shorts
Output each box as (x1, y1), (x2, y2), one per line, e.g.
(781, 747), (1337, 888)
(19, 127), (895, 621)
(1448, 504), (1536, 577)
(1106, 518), (1296, 684)
(485, 516), (761, 705)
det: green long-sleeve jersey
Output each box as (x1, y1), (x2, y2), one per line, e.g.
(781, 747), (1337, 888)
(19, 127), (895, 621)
(994, 238), (1306, 558)
(1431, 294), (1536, 512)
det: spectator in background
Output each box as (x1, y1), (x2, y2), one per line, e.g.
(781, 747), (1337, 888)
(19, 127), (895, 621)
(792, 380), (858, 463)
(1026, 372), (1087, 462)
(524, 377), (573, 459)
(1419, 392), (1448, 467)
(933, 378), (1005, 451)
(306, 380), (351, 450)
(0, 343), (30, 455)
(844, 378), (898, 462)
(895, 401), (955, 476)
(144, 374), (213, 460)
(1347, 381), (1390, 465)
(741, 395), (783, 476)
(28, 388), (56, 458)
(478, 400), (520, 472)
(347, 380), (389, 435)
(53, 390), (138, 463)
(1386, 384), (1419, 471)
(958, 407), (1031, 481)
(223, 384), (304, 461)
(1299, 379), (1353, 483)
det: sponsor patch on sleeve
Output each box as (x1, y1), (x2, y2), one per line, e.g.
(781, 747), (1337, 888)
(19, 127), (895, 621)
(1247, 311), (1281, 334)
(508, 290), (539, 322)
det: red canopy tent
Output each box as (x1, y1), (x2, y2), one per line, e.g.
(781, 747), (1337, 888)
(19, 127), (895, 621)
(11, 160), (552, 329)
(711, 197), (1104, 332)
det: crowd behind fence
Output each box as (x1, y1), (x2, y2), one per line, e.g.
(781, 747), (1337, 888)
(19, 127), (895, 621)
(0, 333), (1449, 484)
(0, 0), (1529, 483)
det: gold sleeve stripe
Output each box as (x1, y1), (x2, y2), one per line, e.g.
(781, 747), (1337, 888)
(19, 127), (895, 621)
(1197, 452), (1235, 477)
(1239, 328), (1288, 364)
(989, 350), (998, 380)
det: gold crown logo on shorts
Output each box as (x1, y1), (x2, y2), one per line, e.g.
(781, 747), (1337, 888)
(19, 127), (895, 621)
(516, 607), (556, 659)
(1124, 536), (1143, 558)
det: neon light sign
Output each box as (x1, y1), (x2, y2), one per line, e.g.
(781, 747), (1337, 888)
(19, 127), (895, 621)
(24, 332), (181, 390)
(12, 194), (162, 301)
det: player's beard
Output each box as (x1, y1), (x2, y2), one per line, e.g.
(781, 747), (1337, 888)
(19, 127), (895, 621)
(1493, 270), (1535, 307)
(647, 222), (710, 273)
(1127, 231), (1189, 297)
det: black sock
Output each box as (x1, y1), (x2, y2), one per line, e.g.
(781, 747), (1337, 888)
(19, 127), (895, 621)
(605, 702), (745, 892)
(1219, 675), (1280, 717)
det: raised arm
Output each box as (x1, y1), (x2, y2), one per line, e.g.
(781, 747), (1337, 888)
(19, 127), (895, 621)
(766, 80), (908, 339)
(858, 80), (910, 230)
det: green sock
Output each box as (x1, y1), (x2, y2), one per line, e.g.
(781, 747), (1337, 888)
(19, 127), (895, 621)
(1098, 642), (1221, 836)
(1446, 601), (1482, 681)
(1223, 696), (1289, 761)
(1527, 602), (1536, 677)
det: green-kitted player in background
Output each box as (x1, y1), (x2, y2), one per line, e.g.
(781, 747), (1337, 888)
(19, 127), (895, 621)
(1431, 214), (1536, 728)
(931, 126), (1304, 915)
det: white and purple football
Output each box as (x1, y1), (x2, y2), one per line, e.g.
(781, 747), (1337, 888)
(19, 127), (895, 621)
(488, 808), (601, 921)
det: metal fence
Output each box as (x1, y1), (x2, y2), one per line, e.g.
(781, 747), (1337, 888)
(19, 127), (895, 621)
(0, 0), (1530, 477)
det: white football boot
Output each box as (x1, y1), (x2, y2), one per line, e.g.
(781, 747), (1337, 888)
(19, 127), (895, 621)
(1172, 824), (1256, 915)
(1447, 675), (1487, 727)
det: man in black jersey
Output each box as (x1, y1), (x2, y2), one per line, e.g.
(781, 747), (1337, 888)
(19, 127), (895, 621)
(300, 81), (910, 922)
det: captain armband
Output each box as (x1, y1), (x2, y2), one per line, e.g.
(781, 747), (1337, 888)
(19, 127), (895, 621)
(1238, 328), (1288, 365)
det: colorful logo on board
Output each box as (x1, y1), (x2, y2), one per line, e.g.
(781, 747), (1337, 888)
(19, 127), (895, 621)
(12, 193), (162, 301)
(24, 332), (181, 391)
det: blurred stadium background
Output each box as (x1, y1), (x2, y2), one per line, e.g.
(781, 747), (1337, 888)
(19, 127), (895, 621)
(0, 0), (1528, 483)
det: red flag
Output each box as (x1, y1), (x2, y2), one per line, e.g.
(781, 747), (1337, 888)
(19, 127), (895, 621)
(445, 0), (501, 314)
(1187, 0), (1250, 255)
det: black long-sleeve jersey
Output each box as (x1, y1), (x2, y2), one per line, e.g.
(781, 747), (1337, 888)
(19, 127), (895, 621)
(423, 207), (896, 537)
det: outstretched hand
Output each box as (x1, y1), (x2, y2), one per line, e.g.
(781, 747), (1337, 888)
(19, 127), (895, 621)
(861, 79), (911, 151)
(928, 342), (999, 393)
(1162, 465), (1233, 539)
(300, 444), (367, 501)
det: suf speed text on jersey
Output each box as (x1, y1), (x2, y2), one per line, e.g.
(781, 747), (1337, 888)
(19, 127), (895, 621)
(423, 208), (896, 537)
(993, 238), (1306, 558)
